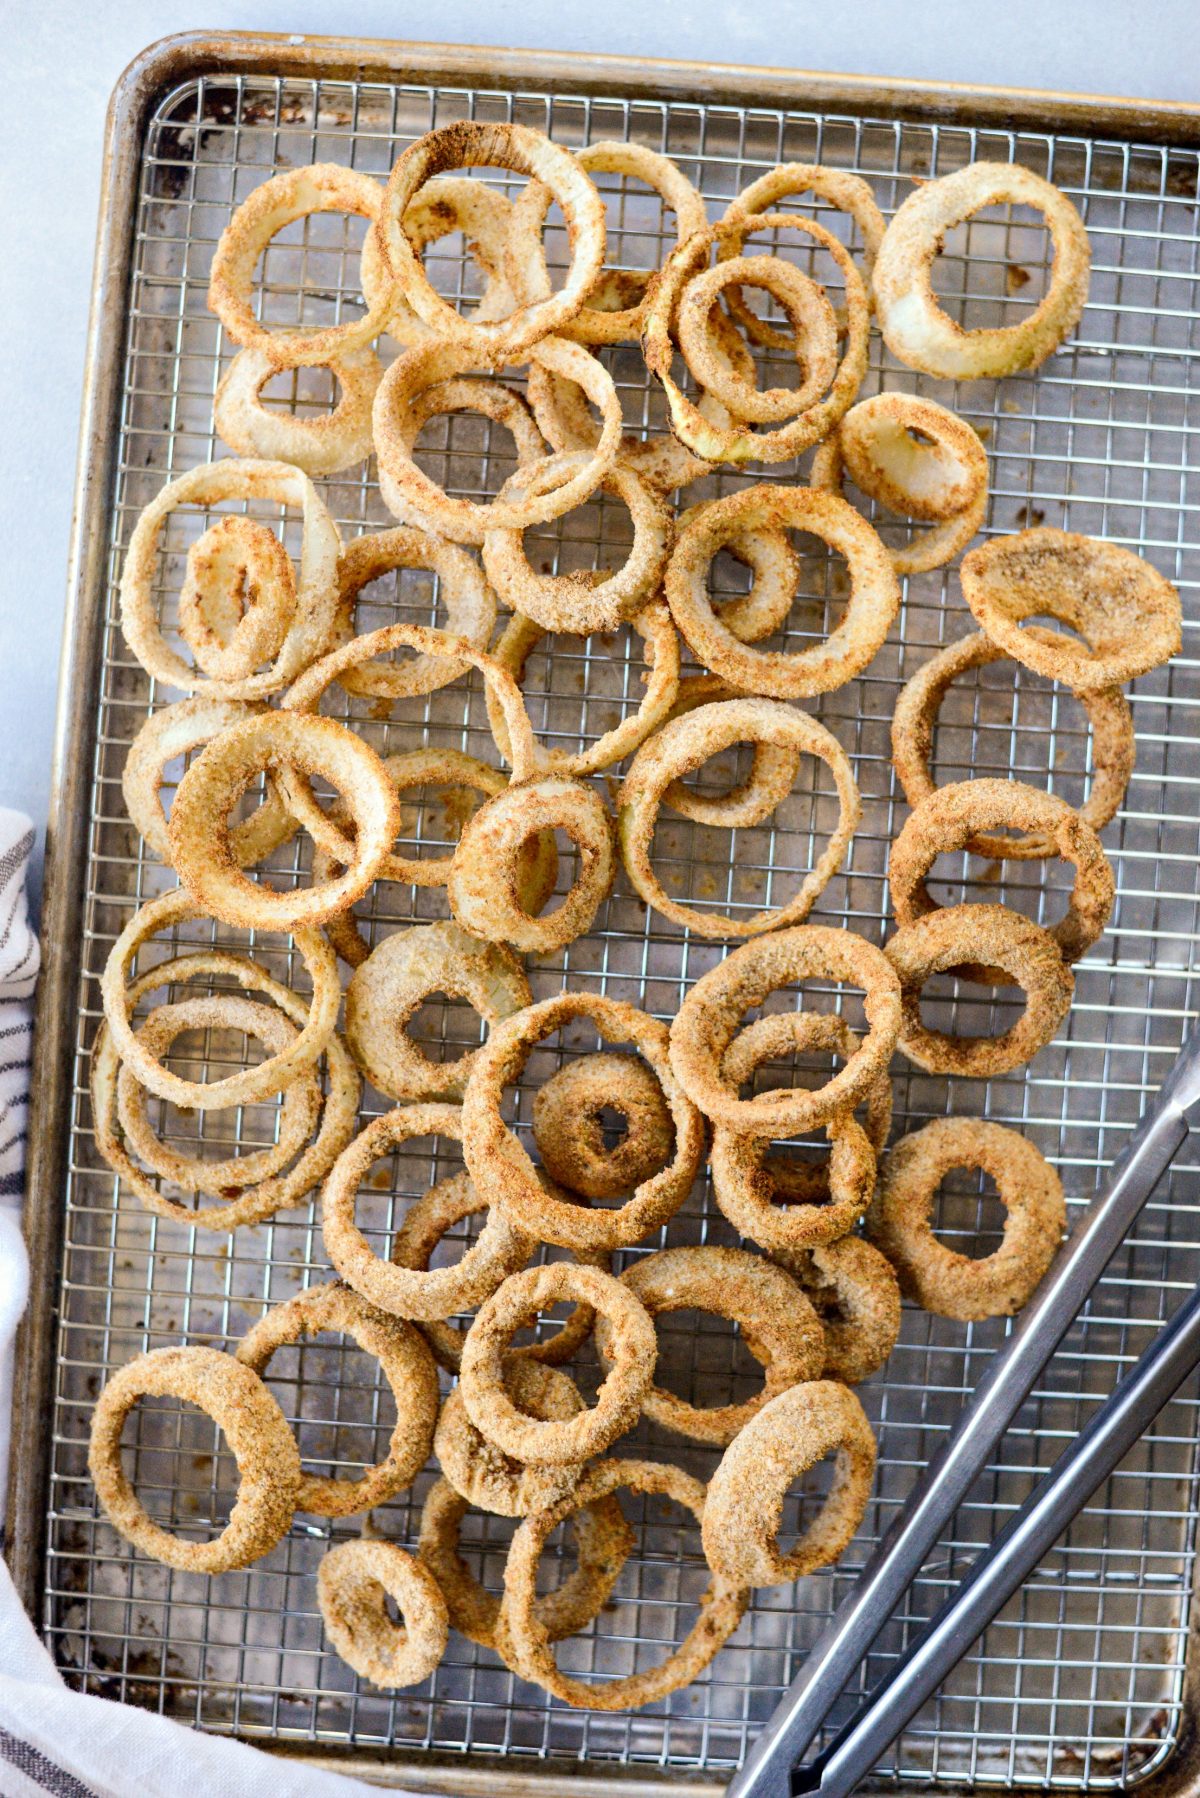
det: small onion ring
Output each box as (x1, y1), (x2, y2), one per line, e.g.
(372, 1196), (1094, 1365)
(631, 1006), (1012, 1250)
(668, 924), (902, 1137)
(873, 160), (1091, 379)
(328, 527), (499, 697)
(891, 630), (1135, 857)
(866, 1117), (1066, 1320)
(960, 527), (1182, 693)
(237, 1281), (439, 1516)
(360, 176), (521, 348)
(660, 674), (803, 831)
(459, 1264), (657, 1466)
(176, 516), (296, 683)
(770, 1238), (902, 1385)
(532, 1052), (676, 1201)
(317, 1539), (448, 1689)
(701, 1380), (876, 1588)
(500, 1457), (748, 1708)
(379, 121), (607, 361)
(888, 778), (1115, 968)
(376, 371), (547, 537)
(88, 1345), (300, 1572)
(322, 1102), (533, 1323)
(885, 905), (1074, 1076)
(435, 1358), (589, 1516)
(595, 1246), (825, 1446)
(345, 921), (531, 1102)
(462, 992), (705, 1253)
(664, 485), (900, 698)
(676, 501), (801, 646)
(214, 346), (382, 477)
(721, 1010), (893, 1167)
(676, 251), (840, 425)
(447, 775), (615, 955)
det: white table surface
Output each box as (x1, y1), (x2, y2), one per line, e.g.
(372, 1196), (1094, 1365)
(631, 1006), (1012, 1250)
(4, 0), (1198, 911)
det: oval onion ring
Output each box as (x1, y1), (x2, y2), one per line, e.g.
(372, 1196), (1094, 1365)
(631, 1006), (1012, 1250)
(873, 160), (1091, 378)
(317, 1539), (448, 1689)
(676, 249), (841, 425)
(771, 1238), (901, 1385)
(701, 1379), (876, 1588)
(462, 992), (705, 1253)
(88, 1345), (300, 1572)
(435, 1358), (589, 1516)
(664, 485), (900, 698)
(866, 1117), (1066, 1319)
(721, 1010), (894, 1168)
(618, 697), (861, 938)
(328, 527), (499, 697)
(176, 516), (297, 683)
(532, 1052), (676, 1201)
(376, 370), (547, 537)
(960, 527), (1182, 692)
(214, 345), (382, 476)
(659, 673), (803, 831)
(891, 630), (1135, 857)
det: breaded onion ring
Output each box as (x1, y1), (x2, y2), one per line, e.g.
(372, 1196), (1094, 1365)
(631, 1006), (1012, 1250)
(721, 1010), (893, 1165)
(481, 455), (672, 634)
(660, 674), (803, 831)
(960, 527), (1182, 692)
(317, 1539), (448, 1689)
(595, 1246), (824, 1445)
(100, 889), (339, 1109)
(888, 778), (1115, 968)
(664, 485), (900, 698)
(500, 1457), (748, 1708)
(214, 346), (382, 476)
(168, 712), (400, 932)
(676, 250), (840, 425)
(177, 516), (297, 683)
(417, 1476), (633, 1658)
(532, 1052), (675, 1201)
(88, 1345), (300, 1571)
(866, 1117), (1066, 1319)
(328, 528), (498, 697)
(886, 905), (1074, 1075)
(435, 1359), (589, 1516)
(377, 370), (546, 528)
(121, 698), (297, 868)
(360, 177), (520, 347)
(322, 1103), (533, 1322)
(447, 776), (615, 955)
(459, 1264), (656, 1465)
(618, 697), (861, 938)
(374, 337), (620, 546)
(237, 1281), (438, 1515)
(462, 993), (705, 1252)
(891, 630), (1135, 856)
(701, 1380), (876, 1587)
(208, 163), (393, 364)
(811, 393), (988, 575)
(676, 502), (801, 646)
(873, 161), (1091, 378)
(345, 921), (531, 1102)
(379, 122), (606, 361)
(119, 460), (340, 698)
(506, 140), (706, 346)
(771, 1238), (901, 1385)
(668, 925), (902, 1136)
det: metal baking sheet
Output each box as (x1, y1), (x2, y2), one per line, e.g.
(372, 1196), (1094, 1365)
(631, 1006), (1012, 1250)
(10, 32), (1200, 1797)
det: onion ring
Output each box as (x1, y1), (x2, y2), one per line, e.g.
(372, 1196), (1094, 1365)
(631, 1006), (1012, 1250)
(328, 528), (498, 697)
(668, 924), (902, 1137)
(462, 992), (705, 1253)
(664, 485), (900, 698)
(377, 371), (547, 536)
(770, 1238), (901, 1385)
(459, 1264), (656, 1464)
(208, 162), (394, 364)
(88, 1345), (300, 1572)
(237, 1281), (438, 1515)
(505, 140), (707, 346)
(885, 905), (1074, 1075)
(891, 630), (1135, 856)
(100, 890), (339, 1110)
(317, 1539), (448, 1688)
(595, 1246), (824, 1446)
(379, 122), (606, 361)
(721, 1010), (893, 1164)
(435, 1358), (590, 1516)
(618, 697), (861, 938)
(447, 775), (615, 955)
(500, 1457), (748, 1708)
(119, 460), (340, 698)
(676, 250), (840, 425)
(888, 778), (1115, 967)
(866, 1117), (1066, 1319)
(214, 345), (382, 476)
(811, 393), (988, 575)
(176, 517), (297, 683)
(676, 502), (801, 646)
(168, 711), (401, 932)
(960, 527), (1182, 692)
(345, 921), (531, 1102)
(701, 1379), (876, 1588)
(360, 176), (521, 347)
(659, 674), (803, 831)
(532, 1052), (676, 1201)
(122, 698), (297, 868)
(322, 1102), (533, 1322)
(873, 161), (1091, 378)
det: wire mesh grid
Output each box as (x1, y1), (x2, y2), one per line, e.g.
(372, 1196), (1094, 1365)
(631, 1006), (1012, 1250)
(35, 61), (1200, 1793)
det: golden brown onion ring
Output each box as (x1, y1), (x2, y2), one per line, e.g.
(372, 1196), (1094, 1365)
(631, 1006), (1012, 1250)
(329, 528), (498, 697)
(659, 673), (802, 831)
(317, 1539), (448, 1688)
(214, 346), (382, 477)
(434, 1358), (589, 1516)
(532, 1052), (675, 1202)
(176, 516), (297, 684)
(771, 1238), (901, 1385)
(676, 250), (840, 425)
(360, 176), (521, 348)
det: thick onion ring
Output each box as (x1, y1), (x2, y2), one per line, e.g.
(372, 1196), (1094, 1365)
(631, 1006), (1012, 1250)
(873, 160), (1091, 378)
(214, 345), (382, 476)
(721, 1010), (893, 1166)
(317, 1539), (448, 1688)
(866, 1117), (1066, 1319)
(435, 1358), (589, 1516)
(176, 516), (296, 683)
(532, 1052), (675, 1202)
(618, 697), (861, 938)
(771, 1238), (901, 1385)
(328, 527), (499, 697)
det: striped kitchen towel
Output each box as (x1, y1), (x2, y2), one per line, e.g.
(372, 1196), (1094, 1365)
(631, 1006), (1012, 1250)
(0, 810), (39, 1204)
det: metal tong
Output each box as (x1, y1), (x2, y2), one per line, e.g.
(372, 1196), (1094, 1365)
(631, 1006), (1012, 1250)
(729, 1023), (1200, 1798)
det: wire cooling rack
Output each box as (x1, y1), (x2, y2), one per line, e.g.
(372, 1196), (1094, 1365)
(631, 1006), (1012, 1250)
(35, 57), (1200, 1794)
